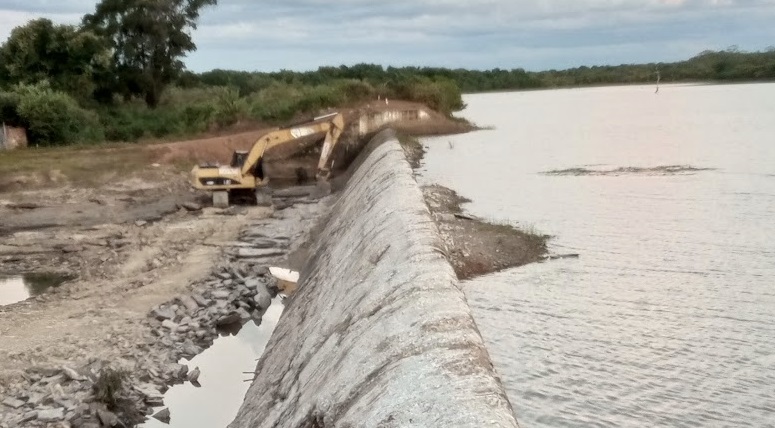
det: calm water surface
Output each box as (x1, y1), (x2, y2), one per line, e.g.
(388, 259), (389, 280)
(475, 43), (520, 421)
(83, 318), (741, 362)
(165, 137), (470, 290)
(142, 299), (284, 428)
(420, 84), (775, 427)
(0, 273), (71, 306)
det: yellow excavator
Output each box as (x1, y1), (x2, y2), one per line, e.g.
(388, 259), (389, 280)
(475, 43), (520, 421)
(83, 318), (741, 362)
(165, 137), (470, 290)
(190, 112), (345, 207)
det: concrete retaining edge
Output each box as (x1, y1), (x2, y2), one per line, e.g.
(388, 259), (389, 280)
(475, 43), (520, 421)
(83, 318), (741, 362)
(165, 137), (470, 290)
(229, 130), (518, 427)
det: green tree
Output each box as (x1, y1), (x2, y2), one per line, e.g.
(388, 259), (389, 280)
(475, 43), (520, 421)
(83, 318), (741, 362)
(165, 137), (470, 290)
(83, 0), (217, 107)
(0, 19), (110, 99)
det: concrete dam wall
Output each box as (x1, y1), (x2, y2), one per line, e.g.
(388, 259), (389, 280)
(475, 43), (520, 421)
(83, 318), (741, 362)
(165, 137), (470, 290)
(230, 131), (518, 427)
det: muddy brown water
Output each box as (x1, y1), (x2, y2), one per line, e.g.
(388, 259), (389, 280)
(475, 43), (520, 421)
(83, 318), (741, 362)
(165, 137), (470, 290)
(140, 297), (284, 428)
(421, 83), (775, 427)
(0, 273), (72, 306)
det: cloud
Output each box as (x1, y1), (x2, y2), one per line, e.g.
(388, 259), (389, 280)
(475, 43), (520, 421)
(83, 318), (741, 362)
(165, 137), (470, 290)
(2, 0), (774, 71)
(0, 0), (94, 14)
(0, 10), (83, 41)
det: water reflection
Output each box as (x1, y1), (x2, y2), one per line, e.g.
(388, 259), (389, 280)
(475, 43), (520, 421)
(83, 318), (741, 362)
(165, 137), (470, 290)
(141, 298), (284, 428)
(0, 273), (73, 306)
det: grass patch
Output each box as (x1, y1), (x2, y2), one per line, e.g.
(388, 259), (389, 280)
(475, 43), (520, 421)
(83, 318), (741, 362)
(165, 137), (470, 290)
(0, 144), (154, 190)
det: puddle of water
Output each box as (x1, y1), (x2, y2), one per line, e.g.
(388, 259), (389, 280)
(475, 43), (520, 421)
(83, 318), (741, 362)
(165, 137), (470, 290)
(141, 297), (285, 428)
(0, 273), (73, 306)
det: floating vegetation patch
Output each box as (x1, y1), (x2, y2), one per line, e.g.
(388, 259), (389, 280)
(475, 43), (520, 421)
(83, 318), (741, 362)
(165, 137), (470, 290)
(541, 165), (717, 176)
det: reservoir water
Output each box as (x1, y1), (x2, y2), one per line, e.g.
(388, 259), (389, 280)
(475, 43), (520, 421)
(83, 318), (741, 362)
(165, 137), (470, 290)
(420, 84), (775, 427)
(0, 273), (72, 306)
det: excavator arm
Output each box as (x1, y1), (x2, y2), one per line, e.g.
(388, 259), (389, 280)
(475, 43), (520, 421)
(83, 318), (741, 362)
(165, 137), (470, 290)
(190, 112), (345, 195)
(315, 114), (345, 180)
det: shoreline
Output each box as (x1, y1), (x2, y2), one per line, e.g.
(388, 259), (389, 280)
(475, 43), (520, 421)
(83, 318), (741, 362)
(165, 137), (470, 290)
(461, 79), (775, 96)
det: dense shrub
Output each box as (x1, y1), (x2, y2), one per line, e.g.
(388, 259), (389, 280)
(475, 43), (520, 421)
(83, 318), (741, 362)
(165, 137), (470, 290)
(334, 79), (376, 103)
(247, 82), (307, 121)
(394, 77), (465, 114)
(180, 103), (216, 133)
(5, 82), (103, 146)
(212, 87), (248, 127)
(3, 43), (775, 148)
(98, 105), (189, 141)
(98, 108), (148, 142)
(95, 86), (249, 142)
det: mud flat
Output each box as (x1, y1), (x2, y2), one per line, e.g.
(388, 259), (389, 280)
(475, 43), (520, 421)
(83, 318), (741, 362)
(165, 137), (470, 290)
(422, 184), (548, 279)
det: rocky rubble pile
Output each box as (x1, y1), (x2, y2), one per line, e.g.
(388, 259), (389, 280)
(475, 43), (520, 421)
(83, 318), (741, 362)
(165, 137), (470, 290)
(0, 262), (281, 427)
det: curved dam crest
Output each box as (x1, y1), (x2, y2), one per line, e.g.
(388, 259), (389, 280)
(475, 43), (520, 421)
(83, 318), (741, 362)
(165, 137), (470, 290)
(229, 130), (518, 427)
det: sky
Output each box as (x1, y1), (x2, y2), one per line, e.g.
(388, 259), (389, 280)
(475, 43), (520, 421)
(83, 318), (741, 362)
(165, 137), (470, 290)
(1, 0), (774, 72)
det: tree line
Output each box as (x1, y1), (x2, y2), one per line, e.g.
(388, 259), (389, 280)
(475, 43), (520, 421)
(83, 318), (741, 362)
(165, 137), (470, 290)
(191, 46), (774, 95)
(0, 1), (772, 147)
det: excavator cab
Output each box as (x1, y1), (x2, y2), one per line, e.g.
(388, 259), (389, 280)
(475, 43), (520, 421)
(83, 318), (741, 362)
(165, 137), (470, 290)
(230, 150), (265, 179)
(230, 151), (249, 168)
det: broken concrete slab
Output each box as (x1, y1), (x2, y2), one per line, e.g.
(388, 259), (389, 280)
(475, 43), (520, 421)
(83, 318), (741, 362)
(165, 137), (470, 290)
(161, 320), (179, 331)
(216, 312), (241, 327)
(152, 307), (176, 321)
(2, 397), (25, 409)
(62, 366), (86, 381)
(178, 296), (200, 313)
(37, 408), (65, 422)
